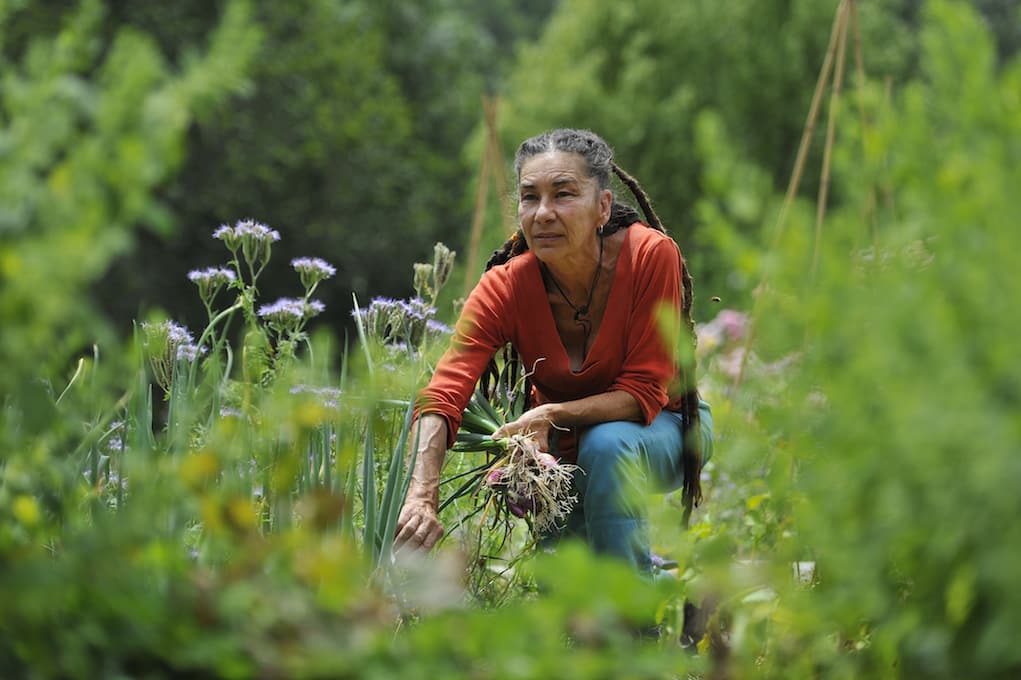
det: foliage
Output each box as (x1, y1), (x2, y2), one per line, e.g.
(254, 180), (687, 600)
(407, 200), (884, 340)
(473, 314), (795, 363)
(0, 0), (259, 395)
(494, 0), (931, 313)
(682, 2), (1021, 677)
(87, 0), (557, 340)
(3, 1), (1021, 678)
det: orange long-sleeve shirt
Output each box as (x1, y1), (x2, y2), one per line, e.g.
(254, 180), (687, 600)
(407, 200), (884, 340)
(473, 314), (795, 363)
(416, 223), (686, 458)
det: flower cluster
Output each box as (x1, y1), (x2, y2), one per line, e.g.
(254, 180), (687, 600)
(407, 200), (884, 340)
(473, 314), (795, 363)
(257, 297), (325, 330)
(351, 296), (449, 350)
(411, 242), (456, 303)
(426, 318), (453, 337)
(289, 384), (343, 410)
(103, 420), (125, 455)
(176, 343), (208, 362)
(188, 266), (237, 304)
(213, 219), (281, 250)
(140, 320), (205, 390)
(291, 257), (337, 292)
(213, 219), (281, 273)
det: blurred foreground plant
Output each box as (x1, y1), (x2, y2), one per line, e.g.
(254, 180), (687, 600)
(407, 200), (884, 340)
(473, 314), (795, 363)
(678, 3), (1021, 678)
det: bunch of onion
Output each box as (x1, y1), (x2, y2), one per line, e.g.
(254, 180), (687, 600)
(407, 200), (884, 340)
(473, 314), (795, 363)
(443, 389), (580, 535)
(480, 435), (579, 534)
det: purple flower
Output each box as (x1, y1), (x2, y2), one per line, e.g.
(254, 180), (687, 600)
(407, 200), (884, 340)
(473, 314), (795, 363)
(352, 297), (400, 342)
(258, 298), (305, 324)
(212, 223), (235, 243)
(188, 267), (237, 302)
(141, 320), (194, 348)
(139, 321), (196, 390)
(102, 420), (125, 454)
(258, 297), (324, 328)
(351, 296), (444, 348)
(166, 321), (195, 346)
(289, 384), (343, 410)
(291, 257), (337, 289)
(232, 219), (280, 243)
(405, 297), (436, 320)
(176, 343), (207, 362)
(188, 267), (236, 285)
(426, 319), (453, 337)
(213, 219), (280, 266)
(718, 310), (748, 342)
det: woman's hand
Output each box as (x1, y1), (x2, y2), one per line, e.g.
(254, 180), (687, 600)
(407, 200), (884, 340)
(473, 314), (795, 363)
(394, 414), (448, 553)
(493, 403), (559, 452)
(394, 485), (445, 552)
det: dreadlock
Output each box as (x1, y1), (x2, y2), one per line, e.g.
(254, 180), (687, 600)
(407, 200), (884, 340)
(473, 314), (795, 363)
(610, 161), (704, 524)
(483, 129), (704, 524)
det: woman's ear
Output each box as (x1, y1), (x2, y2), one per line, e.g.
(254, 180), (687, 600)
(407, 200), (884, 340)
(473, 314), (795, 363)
(599, 188), (612, 223)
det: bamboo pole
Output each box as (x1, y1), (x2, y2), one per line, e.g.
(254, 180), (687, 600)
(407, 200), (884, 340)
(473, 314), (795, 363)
(463, 96), (497, 297)
(811, 0), (849, 278)
(767, 0), (848, 252)
(484, 98), (514, 238)
(731, 0), (848, 394)
(849, 0), (879, 249)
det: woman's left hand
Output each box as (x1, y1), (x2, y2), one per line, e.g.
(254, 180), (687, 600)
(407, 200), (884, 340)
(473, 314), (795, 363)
(493, 403), (559, 452)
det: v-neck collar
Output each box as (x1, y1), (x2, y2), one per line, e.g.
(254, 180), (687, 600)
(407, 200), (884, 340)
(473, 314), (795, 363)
(524, 226), (634, 374)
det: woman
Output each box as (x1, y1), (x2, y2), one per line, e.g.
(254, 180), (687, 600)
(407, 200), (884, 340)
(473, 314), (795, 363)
(395, 128), (713, 573)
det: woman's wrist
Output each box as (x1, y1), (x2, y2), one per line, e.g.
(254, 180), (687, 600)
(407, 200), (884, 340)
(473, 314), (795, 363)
(406, 479), (439, 508)
(539, 402), (565, 430)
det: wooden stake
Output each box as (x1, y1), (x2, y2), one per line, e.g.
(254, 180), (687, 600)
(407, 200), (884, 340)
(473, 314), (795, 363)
(812, 0), (849, 278)
(463, 96), (497, 297)
(484, 98), (514, 238)
(768, 0), (848, 252)
(732, 0), (847, 394)
(849, 0), (879, 249)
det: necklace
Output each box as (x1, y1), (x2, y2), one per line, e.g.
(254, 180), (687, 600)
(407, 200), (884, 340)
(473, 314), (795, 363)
(543, 232), (605, 350)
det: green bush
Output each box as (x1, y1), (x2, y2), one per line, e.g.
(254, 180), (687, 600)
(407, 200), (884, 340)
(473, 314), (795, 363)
(690, 2), (1021, 677)
(3, 1), (1021, 678)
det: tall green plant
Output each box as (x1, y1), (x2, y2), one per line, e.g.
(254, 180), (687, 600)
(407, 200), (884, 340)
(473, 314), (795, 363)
(0, 0), (259, 396)
(690, 2), (1021, 676)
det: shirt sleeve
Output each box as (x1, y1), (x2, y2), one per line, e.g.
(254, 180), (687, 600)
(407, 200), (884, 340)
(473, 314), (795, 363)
(414, 268), (513, 448)
(609, 236), (684, 425)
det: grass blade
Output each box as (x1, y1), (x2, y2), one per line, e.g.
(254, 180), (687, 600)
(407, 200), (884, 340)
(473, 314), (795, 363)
(362, 409), (377, 562)
(351, 293), (374, 377)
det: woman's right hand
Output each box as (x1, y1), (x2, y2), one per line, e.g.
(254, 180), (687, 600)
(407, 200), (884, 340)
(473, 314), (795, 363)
(394, 487), (445, 552)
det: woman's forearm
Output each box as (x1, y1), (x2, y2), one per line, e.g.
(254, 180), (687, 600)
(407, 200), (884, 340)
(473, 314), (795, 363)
(495, 389), (643, 442)
(543, 389), (643, 427)
(406, 413), (449, 507)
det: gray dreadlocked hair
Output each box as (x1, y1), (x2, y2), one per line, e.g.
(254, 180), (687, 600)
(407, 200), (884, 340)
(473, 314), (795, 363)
(483, 128), (705, 524)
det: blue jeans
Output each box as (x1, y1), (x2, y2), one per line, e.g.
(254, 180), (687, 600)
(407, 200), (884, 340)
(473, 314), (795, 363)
(553, 401), (714, 573)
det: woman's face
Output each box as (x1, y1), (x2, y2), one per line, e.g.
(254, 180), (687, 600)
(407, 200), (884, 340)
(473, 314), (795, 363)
(517, 151), (612, 266)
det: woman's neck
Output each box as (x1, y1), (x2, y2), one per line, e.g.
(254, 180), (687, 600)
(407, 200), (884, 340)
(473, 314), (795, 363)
(542, 239), (603, 296)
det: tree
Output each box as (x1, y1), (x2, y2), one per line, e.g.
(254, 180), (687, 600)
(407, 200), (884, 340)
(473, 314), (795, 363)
(0, 0), (259, 393)
(490, 0), (954, 311)
(91, 0), (558, 341)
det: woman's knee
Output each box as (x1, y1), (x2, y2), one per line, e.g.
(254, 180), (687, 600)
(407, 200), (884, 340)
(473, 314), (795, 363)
(577, 421), (643, 475)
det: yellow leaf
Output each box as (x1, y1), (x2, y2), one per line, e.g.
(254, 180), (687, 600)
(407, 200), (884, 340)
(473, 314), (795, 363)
(225, 496), (257, 533)
(200, 498), (224, 533)
(47, 162), (72, 199)
(180, 450), (219, 488)
(296, 402), (328, 429)
(746, 493), (769, 511)
(946, 564), (976, 626)
(13, 495), (40, 526)
(0, 251), (22, 278)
